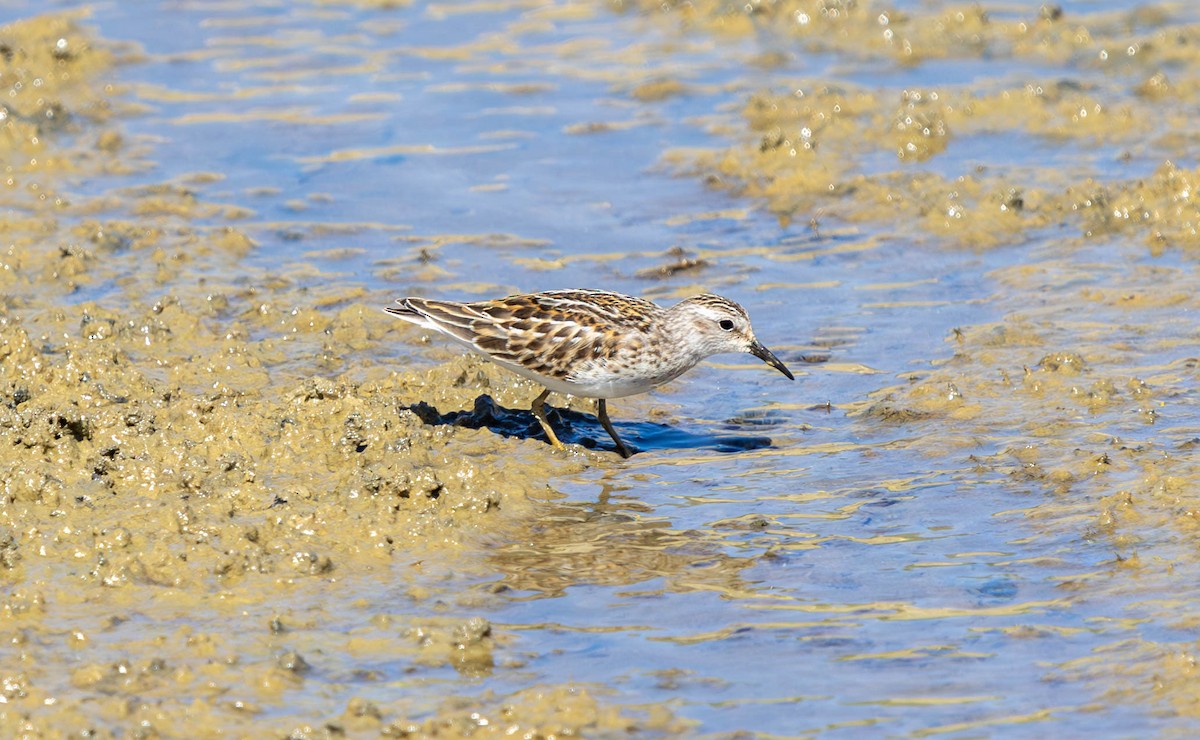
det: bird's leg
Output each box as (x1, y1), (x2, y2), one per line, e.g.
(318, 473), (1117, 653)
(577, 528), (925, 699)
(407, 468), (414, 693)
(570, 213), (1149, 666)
(597, 399), (633, 459)
(530, 388), (565, 450)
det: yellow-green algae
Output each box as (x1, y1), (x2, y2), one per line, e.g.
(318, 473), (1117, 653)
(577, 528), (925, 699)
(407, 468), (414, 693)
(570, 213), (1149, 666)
(617, 0), (1200, 721)
(6, 0), (1200, 732)
(0, 12), (687, 737)
(636, 1), (1200, 248)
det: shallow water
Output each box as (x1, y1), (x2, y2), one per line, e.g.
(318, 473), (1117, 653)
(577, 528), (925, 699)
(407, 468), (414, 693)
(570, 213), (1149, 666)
(4, 0), (1200, 736)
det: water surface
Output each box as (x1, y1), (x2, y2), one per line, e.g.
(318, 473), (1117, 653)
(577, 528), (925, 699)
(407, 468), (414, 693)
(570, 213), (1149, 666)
(2, 0), (1199, 736)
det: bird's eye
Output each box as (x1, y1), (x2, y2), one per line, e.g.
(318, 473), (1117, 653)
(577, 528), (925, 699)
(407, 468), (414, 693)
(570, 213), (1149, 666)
(718, 319), (735, 331)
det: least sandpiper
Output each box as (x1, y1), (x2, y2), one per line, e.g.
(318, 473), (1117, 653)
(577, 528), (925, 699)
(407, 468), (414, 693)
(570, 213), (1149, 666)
(385, 289), (793, 458)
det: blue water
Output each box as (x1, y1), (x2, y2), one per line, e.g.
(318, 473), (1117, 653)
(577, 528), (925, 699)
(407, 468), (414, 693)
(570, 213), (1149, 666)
(4, 0), (1199, 735)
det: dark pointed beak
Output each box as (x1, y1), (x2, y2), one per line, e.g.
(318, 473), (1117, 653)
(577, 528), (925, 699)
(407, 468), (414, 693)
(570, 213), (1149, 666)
(750, 341), (794, 380)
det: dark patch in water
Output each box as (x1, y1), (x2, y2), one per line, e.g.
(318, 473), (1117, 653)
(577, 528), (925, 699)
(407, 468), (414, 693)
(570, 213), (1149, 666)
(723, 408), (789, 427)
(972, 578), (1019, 603)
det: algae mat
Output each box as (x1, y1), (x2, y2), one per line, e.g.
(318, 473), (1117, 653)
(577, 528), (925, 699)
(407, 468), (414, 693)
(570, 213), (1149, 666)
(3, 1), (1200, 737)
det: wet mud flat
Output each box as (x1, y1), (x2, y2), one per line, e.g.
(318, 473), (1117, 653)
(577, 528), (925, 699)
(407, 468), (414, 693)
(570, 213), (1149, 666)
(2, 1), (1200, 736)
(635, 0), (1200, 730)
(0, 12), (676, 737)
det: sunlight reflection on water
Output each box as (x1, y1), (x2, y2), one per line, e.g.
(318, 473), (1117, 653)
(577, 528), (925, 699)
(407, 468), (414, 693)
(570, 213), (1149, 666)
(7, 0), (1200, 734)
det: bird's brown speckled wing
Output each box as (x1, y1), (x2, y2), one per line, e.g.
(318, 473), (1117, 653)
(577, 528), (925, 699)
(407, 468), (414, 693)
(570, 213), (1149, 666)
(389, 290), (662, 381)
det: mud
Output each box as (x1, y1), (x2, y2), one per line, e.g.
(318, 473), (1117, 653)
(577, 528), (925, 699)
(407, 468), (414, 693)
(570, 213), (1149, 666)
(636, 0), (1200, 722)
(647, 2), (1200, 247)
(0, 11), (678, 737)
(5, 0), (1200, 735)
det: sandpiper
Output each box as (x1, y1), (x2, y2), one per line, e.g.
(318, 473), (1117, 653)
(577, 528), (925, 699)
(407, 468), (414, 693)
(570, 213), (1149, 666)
(386, 289), (793, 457)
